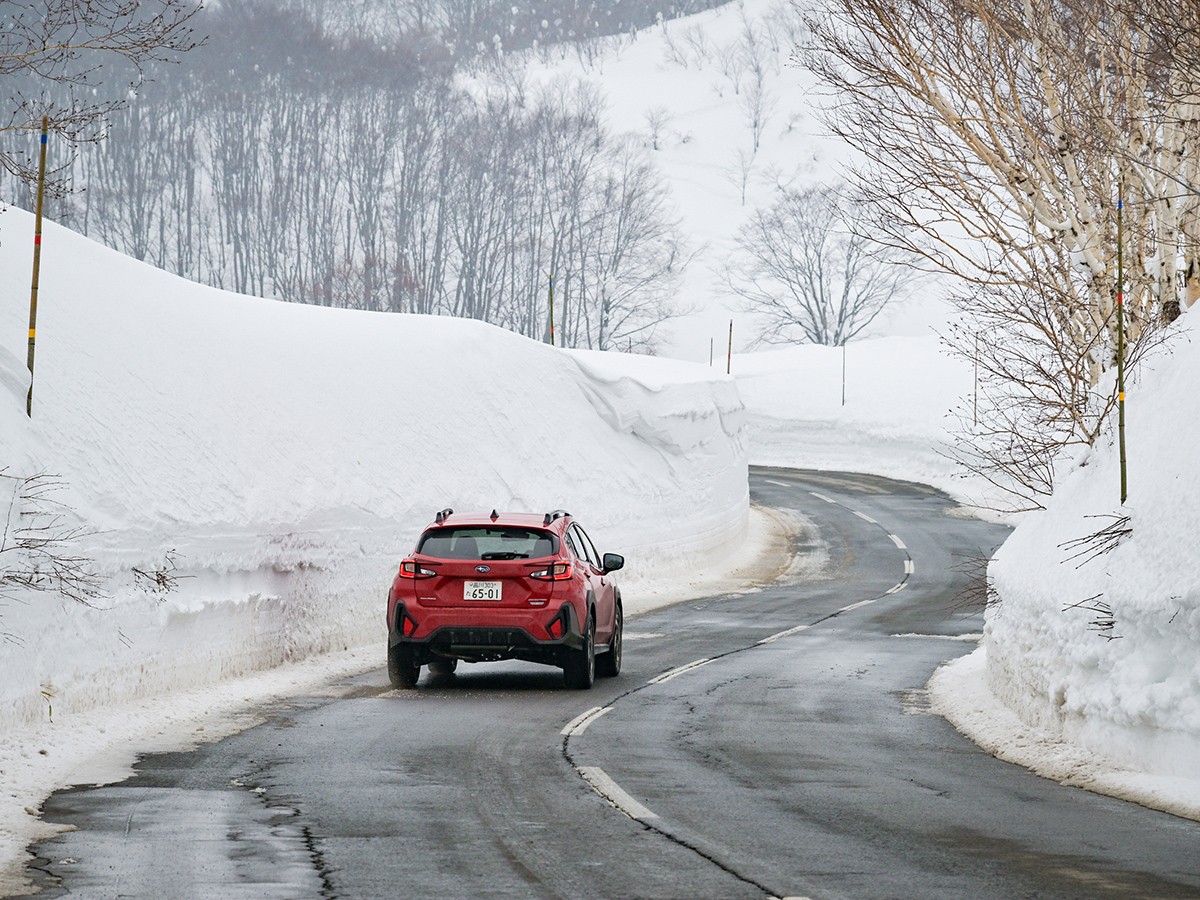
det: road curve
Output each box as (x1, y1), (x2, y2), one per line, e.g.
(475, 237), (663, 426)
(20, 468), (1200, 899)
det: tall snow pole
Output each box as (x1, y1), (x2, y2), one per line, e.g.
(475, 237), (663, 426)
(709, 337), (714, 367)
(1117, 189), (1128, 503)
(726, 319), (733, 374)
(26, 115), (49, 418)
(841, 341), (846, 407)
(547, 274), (556, 347)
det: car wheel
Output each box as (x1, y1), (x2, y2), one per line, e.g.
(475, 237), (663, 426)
(388, 643), (420, 689)
(564, 613), (595, 690)
(596, 603), (622, 678)
(428, 658), (458, 677)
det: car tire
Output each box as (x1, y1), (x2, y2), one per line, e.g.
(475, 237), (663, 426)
(563, 613), (595, 690)
(428, 658), (458, 677)
(388, 643), (420, 688)
(596, 602), (622, 678)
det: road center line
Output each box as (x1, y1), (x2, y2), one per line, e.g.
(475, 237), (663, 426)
(758, 624), (811, 645)
(561, 706), (606, 736)
(852, 510), (878, 524)
(578, 766), (659, 821)
(889, 533), (907, 550)
(764, 479), (791, 488)
(648, 658), (713, 685)
(840, 598), (877, 613)
(809, 491), (837, 504)
(905, 559), (915, 574)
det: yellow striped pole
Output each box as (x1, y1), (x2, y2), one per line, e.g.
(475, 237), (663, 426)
(26, 115), (49, 417)
(1116, 189), (1127, 503)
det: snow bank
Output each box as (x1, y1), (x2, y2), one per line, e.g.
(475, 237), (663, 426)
(732, 337), (980, 501)
(0, 209), (748, 735)
(985, 316), (1200, 779)
(931, 647), (1200, 820)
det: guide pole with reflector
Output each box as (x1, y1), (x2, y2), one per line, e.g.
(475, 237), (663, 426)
(26, 115), (49, 418)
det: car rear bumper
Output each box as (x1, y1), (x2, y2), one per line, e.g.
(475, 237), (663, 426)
(388, 601), (586, 666)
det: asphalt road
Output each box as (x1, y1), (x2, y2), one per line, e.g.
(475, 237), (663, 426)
(20, 468), (1200, 899)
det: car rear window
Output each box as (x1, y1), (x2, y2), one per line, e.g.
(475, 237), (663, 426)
(417, 527), (558, 560)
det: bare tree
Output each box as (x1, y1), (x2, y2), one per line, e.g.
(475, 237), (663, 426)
(643, 105), (672, 151)
(0, 472), (103, 610)
(0, 0), (201, 195)
(570, 137), (691, 352)
(725, 184), (917, 346)
(799, 0), (1199, 504)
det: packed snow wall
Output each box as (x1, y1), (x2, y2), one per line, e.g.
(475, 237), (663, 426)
(985, 315), (1200, 777)
(0, 213), (748, 730)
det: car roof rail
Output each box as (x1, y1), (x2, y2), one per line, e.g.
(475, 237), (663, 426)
(543, 509), (570, 525)
(435, 507), (454, 524)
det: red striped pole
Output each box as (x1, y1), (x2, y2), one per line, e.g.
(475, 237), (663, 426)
(26, 115), (49, 417)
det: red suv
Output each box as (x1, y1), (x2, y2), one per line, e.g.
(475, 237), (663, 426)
(386, 509), (624, 689)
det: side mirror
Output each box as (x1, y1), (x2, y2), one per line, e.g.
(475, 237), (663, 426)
(601, 552), (624, 573)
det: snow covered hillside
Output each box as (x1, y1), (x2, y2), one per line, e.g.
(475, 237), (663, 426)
(518, 0), (949, 361)
(0, 207), (749, 736)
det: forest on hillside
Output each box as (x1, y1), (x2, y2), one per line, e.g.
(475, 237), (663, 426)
(3, 0), (728, 351)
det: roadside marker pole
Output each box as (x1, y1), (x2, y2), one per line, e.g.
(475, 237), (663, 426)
(726, 319), (733, 374)
(841, 341), (846, 407)
(1117, 191), (1127, 503)
(26, 115), (49, 418)
(548, 274), (556, 347)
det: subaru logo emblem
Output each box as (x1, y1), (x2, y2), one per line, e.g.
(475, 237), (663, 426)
(475, 565), (491, 573)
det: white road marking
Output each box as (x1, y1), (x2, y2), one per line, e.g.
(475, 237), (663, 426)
(904, 559), (915, 575)
(647, 658), (713, 685)
(578, 766), (659, 821)
(809, 491), (837, 504)
(561, 706), (606, 736)
(852, 510), (878, 524)
(758, 624), (811, 645)
(893, 632), (982, 642)
(840, 598), (876, 613)
(765, 479), (791, 488)
(888, 533), (907, 550)
(885, 582), (907, 595)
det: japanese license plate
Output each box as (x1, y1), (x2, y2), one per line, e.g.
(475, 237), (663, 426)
(464, 581), (502, 601)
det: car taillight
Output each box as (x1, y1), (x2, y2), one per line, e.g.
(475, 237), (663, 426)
(399, 559), (436, 579)
(531, 561), (572, 581)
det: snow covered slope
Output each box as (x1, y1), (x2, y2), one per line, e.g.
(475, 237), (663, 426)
(518, 0), (948, 361)
(0, 208), (748, 735)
